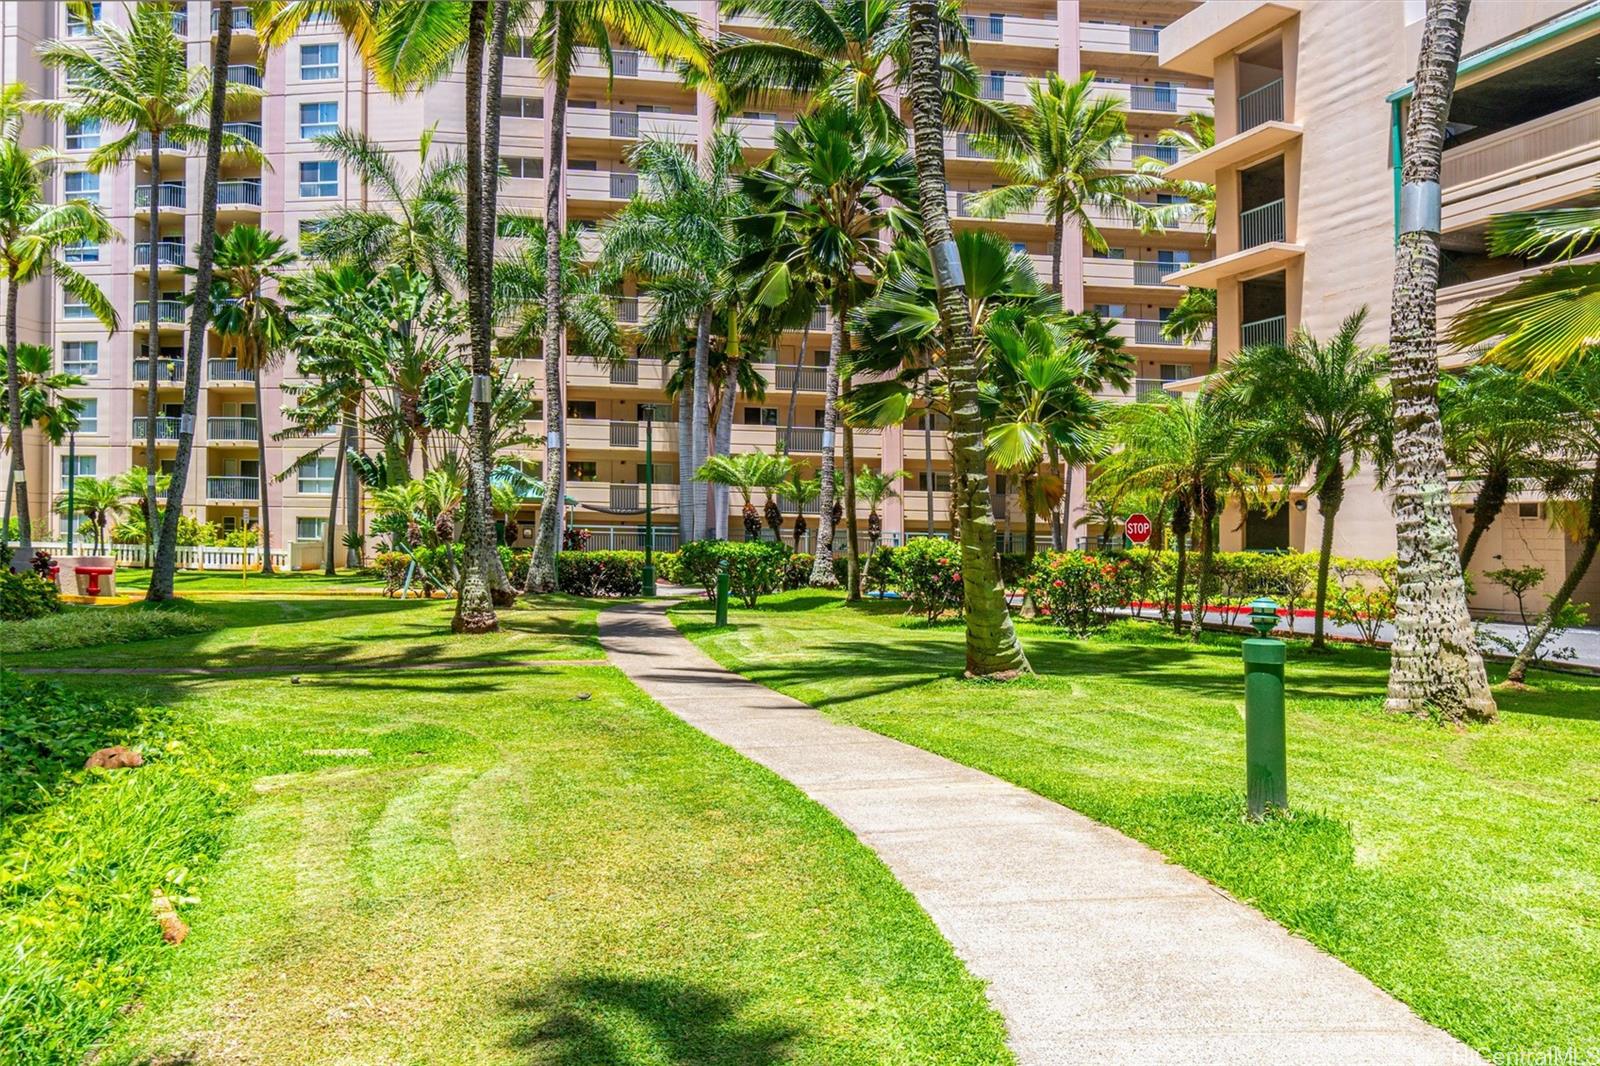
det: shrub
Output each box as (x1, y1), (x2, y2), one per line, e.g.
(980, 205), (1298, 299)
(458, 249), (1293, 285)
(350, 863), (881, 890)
(557, 550), (645, 597)
(501, 546), (532, 588)
(6, 606), (217, 654)
(862, 544), (898, 596)
(373, 550), (412, 595)
(676, 540), (789, 607)
(654, 550), (683, 586)
(1024, 551), (1131, 634)
(783, 551), (813, 591)
(1, 571), (61, 621)
(894, 537), (964, 621)
(1329, 557), (1398, 646)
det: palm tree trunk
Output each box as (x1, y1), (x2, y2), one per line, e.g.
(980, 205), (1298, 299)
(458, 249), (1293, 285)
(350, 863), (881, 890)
(324, 411), (348, 576)
(1385, 0), (1495, 722)
(453, 0), (498, 631)
(1047, 442), (1065, 551)
(785, 321), (810, 454)
(690, 304), (713, 541)
(252, 374), (275, 573)
(842, 379), (860, 599)
(143, 140), (162, 568)
(1050, 213), (1064, 297)
(478, 0), (514, 603)
(677, 386), (692, 543)
(149, 4), (230, 600)
(1459, 468), (1508, 567)
(1507, 455), (1600, 684)
(525, 25), (569, 595)
(807, 304), (843, 586)
(1171, 504), (1190, 634)
(1022, 472), (1037, 561)
(1311, 461), (1345, 649)
(4, 276), (28, 570)
(923, 382), (935, 536)
(1187, 496), (1216, 639)
(1, 456), (13, 560)
(714, 376), (733, 538)
(343, 404), (361, 568)
(907, 0), (1029, 677)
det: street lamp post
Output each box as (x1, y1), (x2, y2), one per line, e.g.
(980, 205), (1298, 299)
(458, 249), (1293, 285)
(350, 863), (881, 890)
(65, 430), (77, 554)
(642, 407), (656, 596)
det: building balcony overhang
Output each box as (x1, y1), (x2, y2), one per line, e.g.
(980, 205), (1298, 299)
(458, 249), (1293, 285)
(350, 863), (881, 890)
(1164, 242), (1304, 289)
(1164, 122), (1302, 183)
(1158, 1), (1300, 77)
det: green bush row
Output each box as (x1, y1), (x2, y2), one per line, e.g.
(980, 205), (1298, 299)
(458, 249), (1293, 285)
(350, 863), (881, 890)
(4, 605), (218, 655)
(1, 571), (62, 622)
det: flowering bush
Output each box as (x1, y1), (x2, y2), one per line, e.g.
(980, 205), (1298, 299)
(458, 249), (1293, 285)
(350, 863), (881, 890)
(893, 537), (964, 621)
(1024, 551), (1131, 634)
(676, 540), (789, 607)
(556, 550), (647, 597)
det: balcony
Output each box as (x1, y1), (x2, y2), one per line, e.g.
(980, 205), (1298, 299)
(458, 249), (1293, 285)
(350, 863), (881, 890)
(133, 358), (185, 384)
(727, 114), (796, 151)
(213, 7), (255, 32)
(1241, 316), (1287, 348)
(949, 189), (1048, 226)
(606, 483), (680, 510)
(134, 182), (187, 210)
(218, 178), (264, 209)
(975, 73), (1034, 105)
(566, 107), (697, 145)
(226, 65), (263, 89)
(960, 13), (1056, 49)
(774, 363), (827, 392)
(567, 169), (639, 202)
(207, 417), (260, 442)
(1091, 82), (1212, 116)
(1442, 95), (1600, 231)
(169, 9), (189, 35)
(1083, 258), (1190, 289)
(207, 476), (259, 501)
(616, 296), (639, 323)
(134, 241), (186, 269)
(1096, 378), (1172, 404)
(1080, 23), (1161, 56)
(134, 300), (187, 325)
(1238, 78), (1285, 132)
(1240, 198), (1286, 248)
(207, 358), (256, 383)
(136, 132), (183, 155)
(1128, 319), (1195, 348)
(131, 416), (181, 440)
(572, 47), (680, 84)
(223, 121), (263, 147)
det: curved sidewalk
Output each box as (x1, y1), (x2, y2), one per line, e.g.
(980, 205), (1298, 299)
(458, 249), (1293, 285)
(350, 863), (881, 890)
(599, 601), (1480, 1066)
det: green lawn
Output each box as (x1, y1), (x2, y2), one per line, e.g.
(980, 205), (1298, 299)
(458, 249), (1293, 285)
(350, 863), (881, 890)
(5, 586), (1011, 1065)
(673, 590), (1600, 1058)
(111, 568), (377, 594)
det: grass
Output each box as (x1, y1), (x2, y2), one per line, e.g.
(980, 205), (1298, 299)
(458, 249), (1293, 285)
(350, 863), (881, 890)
(673, 590), (1600, 1059)
(2, 605), (218, 654)
(3, 576), (1011, 1065)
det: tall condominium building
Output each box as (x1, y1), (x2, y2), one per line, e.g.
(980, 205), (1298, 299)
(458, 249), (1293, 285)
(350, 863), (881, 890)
(1157, 0), (1600, 620)
(5, 1), (1210, 563)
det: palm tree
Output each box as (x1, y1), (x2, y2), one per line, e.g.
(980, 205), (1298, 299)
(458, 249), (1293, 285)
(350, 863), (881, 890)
(696, 450), (793, 540)
(1161, 286), (1218, 372)
(1, 344), (88, 557)
(1440, 364), (1558, 568)
(711, 0), (1022, 145)
(904, 0), (1029, 677)
(600, 133), (749, 546)
(1096, 393), (1275, 637)
(56, 475), (122, 553)
(1150, 109), (1216, 236)
(739, 105), (916, 588)
(39, 3), (261, 575)
(969, 72), (1163, 296)
(1384, 0), (1495, 722)
(1220, 309), (1392, 648)
(854, 466), (904, 553)
(304, 127), (467, 288)
(0, 88), (116, 569)
(781, 466), (820, 551)
(982, 319), (1107, 562)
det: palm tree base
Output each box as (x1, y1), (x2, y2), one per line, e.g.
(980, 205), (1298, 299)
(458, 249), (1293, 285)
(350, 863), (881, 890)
(451, 609), (500, 634)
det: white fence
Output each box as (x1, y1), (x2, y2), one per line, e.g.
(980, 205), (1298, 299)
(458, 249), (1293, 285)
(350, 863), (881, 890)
(30, 540), (291, 571)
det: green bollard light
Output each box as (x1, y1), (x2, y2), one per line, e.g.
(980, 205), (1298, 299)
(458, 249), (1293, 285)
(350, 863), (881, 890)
(715, 559), (730, 627)
(1243, 596), (1287, 820)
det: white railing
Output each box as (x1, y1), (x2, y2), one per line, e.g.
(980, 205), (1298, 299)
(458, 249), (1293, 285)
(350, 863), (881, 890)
(1238, 78), (1285, 132)
(218, 179), (263, 206)
(135, 241), (185, 267)
(207, 475), (260, 501)
(132, 416), (181, 439)
(134, 300), (187, 324)
(1242, 316), (1287, 348)
(1240, 198), (1286, 247)
(31, 541), (290, 571)
(223, 121), (263, 147)
(134, 182), (187, 209)
(133, 358), (186, 383)
(208, 358), (256, 382)
(227, 65), (263, 88)
(207, 417), (260, 441)
(567, 525), (680, 553)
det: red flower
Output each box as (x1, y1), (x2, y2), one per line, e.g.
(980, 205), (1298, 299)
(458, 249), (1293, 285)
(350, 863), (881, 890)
(1052, 579), (1064, 588)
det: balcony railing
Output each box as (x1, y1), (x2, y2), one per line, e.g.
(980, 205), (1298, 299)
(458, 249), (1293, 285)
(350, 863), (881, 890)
(1134, 319), (1182, 346)
(616, 296), (639, 323)
(133, 358), (185, 383)
(613, 49), (640, 77)
(1130, 85), (1178, 112)
(808, 308), (829, 331)
(207, 358), (256, 382)
(207, 476), (259, 501)
(134, 182), (187, 209)
(1136, 141), (1179, 165)
(775, 364), (827, 391)
(1238, 77), (1285, 132)
(1242, 315), (1287, 348)
(136, 132), (182, 153)
(1129, 27), (1160, 53)
(226, 65), (263, 88)
(609, 171), (638, 199)
(609, 360), (639, 385)
(608, 421), (641, 448)
(213, 7), (255, 31)
(135, 241), (186, 267)
(610, 111), (639, 138)
(132, 416), (181, 440)
(134, 300), (187, 324)
(955, 134), (990, 159)
(961, 14), (1005, 42)
(223, 121), (263, 147)
(1240, 198), (1286, 248)
(218, 179), (263, 206)
(207, 417), (260, 441)
(1133, 260), (1183, 286)
(783, 426), (824, 452)
(169, 10), (188, 34)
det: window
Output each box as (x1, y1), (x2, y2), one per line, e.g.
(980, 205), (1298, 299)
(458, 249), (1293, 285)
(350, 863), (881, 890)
(64, 171), (99, 204)
(569, 158), (598, 171)
(1091, 247), (1126, 260)
(507, 35), (535, 59)
(501, 94), (543, 119)
(501, 156), (543, 179)
(635, 463), (674, 484)
(63, 290), (95, 319)
(1518, 502), (1542, 520)
(300, 43), (339, 80)
(915, 471), (952, 493)
(1158, 363), (1192, 382)
(636, 403), (669, 421)
(75, 398), (98, 434)
(66, 2), (100, 35)
(65, 118), (100, 150)
(297, 456), (337, 494)
(296, 516), (326, 541)
(742, 407), (779, 426)
(567, 400), (597, 420)
(60, 454), (95, 487)
(1093, 304), (1125, 318)
(299, 101), (339, 139)
(299, 160), (338, 197)
(567, 461), (599, 482)
(64, 240), (99, 263)
(62, 341), (99, 375)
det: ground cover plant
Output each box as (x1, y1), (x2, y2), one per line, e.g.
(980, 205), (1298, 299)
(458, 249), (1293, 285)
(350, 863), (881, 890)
(3, 605), (218, 654)
(674, 590), (1600, 1057)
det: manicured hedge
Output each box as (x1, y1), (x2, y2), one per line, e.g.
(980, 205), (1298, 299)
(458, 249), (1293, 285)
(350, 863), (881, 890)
(1, 571), (61, 621)
(556, 550), (647, 597)
(676, 540), (790, 607)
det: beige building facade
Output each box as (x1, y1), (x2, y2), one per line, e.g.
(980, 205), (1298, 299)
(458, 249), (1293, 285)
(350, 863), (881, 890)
(1156, 0), (1600, 619)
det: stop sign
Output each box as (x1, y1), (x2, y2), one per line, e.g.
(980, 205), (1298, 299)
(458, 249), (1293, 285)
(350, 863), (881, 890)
(1125, 513), (1153, 544)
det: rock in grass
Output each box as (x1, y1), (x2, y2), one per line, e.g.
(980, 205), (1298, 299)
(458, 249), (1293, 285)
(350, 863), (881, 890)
(151, 889), (188, 944)
(85, 745), (143, 770)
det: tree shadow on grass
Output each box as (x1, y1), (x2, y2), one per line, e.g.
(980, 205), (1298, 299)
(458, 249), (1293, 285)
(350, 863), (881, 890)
(504, 973), (797, 1066)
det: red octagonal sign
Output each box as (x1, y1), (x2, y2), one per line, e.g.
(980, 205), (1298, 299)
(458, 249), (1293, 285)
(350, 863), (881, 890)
(1125, 513), (1152, 544)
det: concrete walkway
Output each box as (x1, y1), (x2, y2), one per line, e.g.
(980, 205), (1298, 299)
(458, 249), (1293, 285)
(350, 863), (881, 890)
(599, 601), (1481, 1066)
